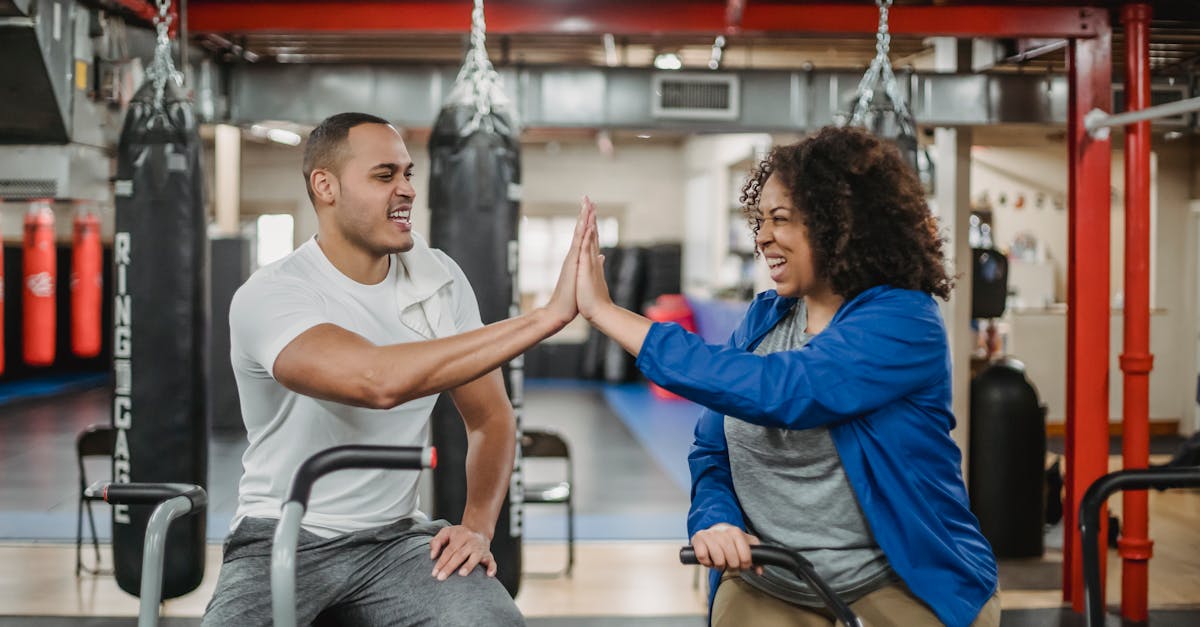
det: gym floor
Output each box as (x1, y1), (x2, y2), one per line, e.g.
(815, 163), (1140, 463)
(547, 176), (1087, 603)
(0, 381), (1198, 625)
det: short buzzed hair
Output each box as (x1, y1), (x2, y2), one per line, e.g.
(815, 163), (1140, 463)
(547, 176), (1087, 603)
(302, 112), (392, 204)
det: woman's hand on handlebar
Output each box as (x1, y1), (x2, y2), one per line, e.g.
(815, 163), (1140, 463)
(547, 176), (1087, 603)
(690, 523), (763, 575)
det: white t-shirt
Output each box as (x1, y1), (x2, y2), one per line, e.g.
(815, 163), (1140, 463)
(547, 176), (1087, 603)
(228, 232), (483, 537)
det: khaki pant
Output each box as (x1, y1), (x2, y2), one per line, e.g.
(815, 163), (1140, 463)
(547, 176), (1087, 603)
(712, 572), (1001, 627)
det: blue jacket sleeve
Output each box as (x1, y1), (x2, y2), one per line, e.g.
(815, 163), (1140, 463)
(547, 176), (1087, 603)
(637, 290), (947, 431)
(687, 406), (746, 538)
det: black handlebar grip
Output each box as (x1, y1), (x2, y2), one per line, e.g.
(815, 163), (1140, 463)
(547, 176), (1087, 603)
(286, 445), (435, 508)
(88, 482), (208, 509)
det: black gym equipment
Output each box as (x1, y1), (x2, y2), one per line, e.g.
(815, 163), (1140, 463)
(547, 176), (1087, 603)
(271, 445), (436, 627)
(427, 0), (523, 597)
(971, 248), (1009, 320)
(969, 358), (1047, 558)
(110, 2), (208, 600)
(1081, 467), (1200, 627)
(680, 544), (863, 627)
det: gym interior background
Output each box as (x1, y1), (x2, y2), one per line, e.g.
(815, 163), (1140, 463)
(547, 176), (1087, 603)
(1, 0), (1199, 625)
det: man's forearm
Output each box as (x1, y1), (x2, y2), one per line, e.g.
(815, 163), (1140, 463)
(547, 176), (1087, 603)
(378, 309), (564, 407)
(460, 417), (517, 539)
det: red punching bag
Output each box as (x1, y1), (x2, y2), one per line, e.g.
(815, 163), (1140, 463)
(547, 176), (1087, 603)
(23, 200), (56, 367)
(71, 211), (102, 358)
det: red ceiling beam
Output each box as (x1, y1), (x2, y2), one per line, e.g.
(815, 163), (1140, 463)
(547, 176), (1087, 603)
(187, 1), (1107, 39)
(109, 0), (179, 36)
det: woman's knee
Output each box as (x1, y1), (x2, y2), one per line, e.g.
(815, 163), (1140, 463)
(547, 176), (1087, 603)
(713, 574), (830, 627)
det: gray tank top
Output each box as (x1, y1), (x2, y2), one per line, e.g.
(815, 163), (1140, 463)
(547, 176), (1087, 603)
(725, 301), (895, 607)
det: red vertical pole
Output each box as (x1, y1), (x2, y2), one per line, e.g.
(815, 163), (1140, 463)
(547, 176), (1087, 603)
(1119, 3), (1154, 622)
(1063, 23), (1113, 612)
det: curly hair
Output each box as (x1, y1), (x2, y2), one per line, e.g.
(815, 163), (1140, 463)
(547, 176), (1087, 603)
(740, 126), (953, 301)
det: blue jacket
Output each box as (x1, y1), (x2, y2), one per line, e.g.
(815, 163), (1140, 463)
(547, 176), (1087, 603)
(635, 285), (997, 627)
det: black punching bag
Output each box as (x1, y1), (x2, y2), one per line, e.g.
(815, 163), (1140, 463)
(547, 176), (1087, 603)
(111, 78), (208, 599)
(428, 101), (523, 596)
(969, 358), (1045, 558)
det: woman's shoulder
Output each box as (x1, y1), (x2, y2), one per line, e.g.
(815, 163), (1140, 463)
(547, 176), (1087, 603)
(846, 285), (938, 312)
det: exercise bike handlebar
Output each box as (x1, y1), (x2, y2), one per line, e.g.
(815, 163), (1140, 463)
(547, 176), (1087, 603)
(1080, 467), (1200, 627)
(85, 481), (208, 509)
(83, 481), (207, 627)
(284, 445), (436, 508)
(273, 445), (436, 627)
(680, 545), (862, 627)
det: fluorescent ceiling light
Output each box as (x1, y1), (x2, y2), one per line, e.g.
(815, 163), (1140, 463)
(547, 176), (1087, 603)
(266, 128), (302, 146)
(654, 53), (682, 70)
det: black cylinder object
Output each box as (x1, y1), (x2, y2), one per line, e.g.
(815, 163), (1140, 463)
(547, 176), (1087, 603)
(111, 78), (208, 599)
(427, 101), (523, 597)
(972, 247), (1008, 319)
(969, 358), (1046, 558)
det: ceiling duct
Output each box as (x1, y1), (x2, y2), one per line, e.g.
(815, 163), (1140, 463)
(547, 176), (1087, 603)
(651, 72), (740, 121)
(0, 0), (75, 143)
(0, 144), (112, 202)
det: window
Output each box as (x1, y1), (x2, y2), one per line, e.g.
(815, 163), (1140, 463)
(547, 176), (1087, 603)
(519, 214), (619, 311)
(256, 214), (295, 268)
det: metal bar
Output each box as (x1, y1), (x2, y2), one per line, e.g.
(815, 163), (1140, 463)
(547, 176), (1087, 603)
(139, 496), (197, 627)
(1063, 27), (1113, 613)
(1118, 3), (1154, 623)
(271, 501), (305, 627)
(1005, 39), (1068, 64)
(271, 445), (434, 627)
(680, 546), (862, 627)
(186, 1), (1104, 39)
(1085, 96), (1200, 134)
(1081, 468), (1200, 627)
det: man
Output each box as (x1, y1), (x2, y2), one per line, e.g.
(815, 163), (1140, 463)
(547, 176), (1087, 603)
(203, 112), (586, 626)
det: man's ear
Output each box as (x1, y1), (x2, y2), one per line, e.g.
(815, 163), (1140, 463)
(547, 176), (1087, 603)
(311, 169), (339, 205)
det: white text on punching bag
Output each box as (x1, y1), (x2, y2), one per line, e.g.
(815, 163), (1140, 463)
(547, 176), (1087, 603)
(112, 233), (132, 524)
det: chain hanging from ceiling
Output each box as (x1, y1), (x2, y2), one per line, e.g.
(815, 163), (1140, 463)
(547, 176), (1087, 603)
(143, 0), (183, 109)
(446, 0), (518, 136)
(842, 0), (934, 193)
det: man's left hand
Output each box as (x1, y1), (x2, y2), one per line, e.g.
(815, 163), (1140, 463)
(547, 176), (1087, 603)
(430, 525), (496, 580)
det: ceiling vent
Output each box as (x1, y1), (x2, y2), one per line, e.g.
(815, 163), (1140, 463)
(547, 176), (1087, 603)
(0, 179), (58, 199)
(652, 73), (740, 120)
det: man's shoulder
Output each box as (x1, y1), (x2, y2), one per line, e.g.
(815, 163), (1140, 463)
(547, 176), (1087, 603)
(232, 249), (325, 313)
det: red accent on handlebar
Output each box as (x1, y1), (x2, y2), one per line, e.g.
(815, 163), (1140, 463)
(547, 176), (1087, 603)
(429, 447), (437, 470)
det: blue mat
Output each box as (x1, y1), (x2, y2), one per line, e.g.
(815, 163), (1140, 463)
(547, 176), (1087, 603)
(0, 372), (110, 405)
(601, 383), (699, 492)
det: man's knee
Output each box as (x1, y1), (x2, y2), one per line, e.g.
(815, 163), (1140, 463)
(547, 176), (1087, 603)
(429, 572), (525, 626)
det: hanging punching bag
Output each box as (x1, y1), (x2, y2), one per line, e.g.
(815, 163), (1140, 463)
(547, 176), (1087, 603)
(71, 211), (102, 358)
(22, 200), (56, 367)
(110, 76), (208, 597)
(428, 0), (523, 597)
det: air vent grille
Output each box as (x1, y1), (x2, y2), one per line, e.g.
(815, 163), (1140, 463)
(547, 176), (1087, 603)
(0, 179), (57, 199)
(652, 73), (739, 120)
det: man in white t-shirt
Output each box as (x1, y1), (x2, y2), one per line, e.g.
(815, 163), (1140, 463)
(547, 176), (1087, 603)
(203, 112), (587, 626)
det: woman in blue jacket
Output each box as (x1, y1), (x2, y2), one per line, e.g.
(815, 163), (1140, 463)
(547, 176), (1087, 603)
(575, 126), (999, 627)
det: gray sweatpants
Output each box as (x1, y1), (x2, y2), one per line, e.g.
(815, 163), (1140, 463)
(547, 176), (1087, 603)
(201, 517), (525, 627)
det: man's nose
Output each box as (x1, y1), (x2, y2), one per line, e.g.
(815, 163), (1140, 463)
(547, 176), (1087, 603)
(396, 178), (415, 199)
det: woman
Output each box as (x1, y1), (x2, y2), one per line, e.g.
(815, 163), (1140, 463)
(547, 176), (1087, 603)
(576, 126), (999, 627)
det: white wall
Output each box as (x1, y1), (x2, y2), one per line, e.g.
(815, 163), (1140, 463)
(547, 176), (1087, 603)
(235, 137), (687, 249)
(976, 136), (1197, 429)
(519, 140), (686, 244)
(970, 144), (1133, 305)
(679, 133), (773, 295)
